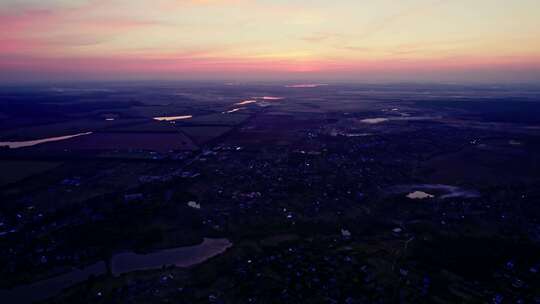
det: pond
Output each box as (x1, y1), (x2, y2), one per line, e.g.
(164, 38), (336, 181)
(0, 238), (232, 304)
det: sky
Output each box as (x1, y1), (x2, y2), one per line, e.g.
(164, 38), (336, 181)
(1, 0), (539, 83)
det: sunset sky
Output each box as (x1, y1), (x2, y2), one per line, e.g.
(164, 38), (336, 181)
(1, 0), (539, 83)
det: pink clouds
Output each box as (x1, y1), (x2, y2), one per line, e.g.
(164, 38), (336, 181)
(0, 1), (162, 55)
(0, 0), (539, 83)
(0, 9), (58, 41)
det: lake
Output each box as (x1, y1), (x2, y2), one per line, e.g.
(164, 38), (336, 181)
(153, 115), (193, 121)
(0, 132), (93, 149)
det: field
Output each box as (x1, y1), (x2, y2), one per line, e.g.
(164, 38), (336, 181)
(179, 113), (250, 126)
(0, 160), (62, 186)
(33, 132), (198, 152)
(178, 126), (233, 145)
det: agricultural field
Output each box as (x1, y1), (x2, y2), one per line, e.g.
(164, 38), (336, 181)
(0, 160), (62, 187)
(33, 132), (198, 152)
(178, 126), (233, 145)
